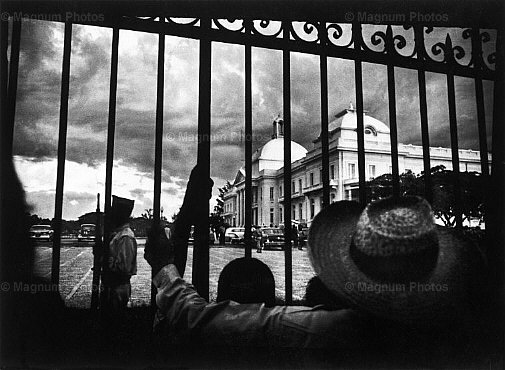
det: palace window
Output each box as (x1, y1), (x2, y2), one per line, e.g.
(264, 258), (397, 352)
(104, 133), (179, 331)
(348, 163), (356, 179)
(364, 125), (377, 136)
(369, 164), (376, 178)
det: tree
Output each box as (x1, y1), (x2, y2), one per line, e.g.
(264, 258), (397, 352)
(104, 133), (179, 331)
(209, 181), (232, 232)
(141, 208), (153, 220)
(429, 168), (485, 227)
(365, 165), (485, 227)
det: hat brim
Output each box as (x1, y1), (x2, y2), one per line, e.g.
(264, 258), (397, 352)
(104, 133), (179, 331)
(308, 201), (479, 324)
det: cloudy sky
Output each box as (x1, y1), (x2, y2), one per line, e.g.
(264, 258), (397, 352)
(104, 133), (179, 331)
(10, 19), (495, 220)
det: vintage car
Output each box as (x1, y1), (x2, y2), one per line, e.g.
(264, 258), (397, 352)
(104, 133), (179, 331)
(224, 227), (245, 244)
(259, 227), (285, 250)
(77, 224), (96, 243)
(29, 224), (54, 241)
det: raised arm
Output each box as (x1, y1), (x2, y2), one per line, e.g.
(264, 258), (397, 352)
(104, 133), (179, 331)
(145, 164), (213, 276)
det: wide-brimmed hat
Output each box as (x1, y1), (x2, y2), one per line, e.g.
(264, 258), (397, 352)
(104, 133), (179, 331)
(308, 196), (482, 325)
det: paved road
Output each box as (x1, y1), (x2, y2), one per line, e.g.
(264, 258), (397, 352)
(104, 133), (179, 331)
(33, 240), (315, 308)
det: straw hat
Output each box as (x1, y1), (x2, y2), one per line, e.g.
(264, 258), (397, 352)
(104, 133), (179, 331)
(308, 196), (481, 325)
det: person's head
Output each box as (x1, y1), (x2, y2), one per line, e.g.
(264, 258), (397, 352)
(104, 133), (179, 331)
(305, 276), (348, 309)
(110, 195), (134, 229)
(308, 196), (486, 326)
(217, 257), (275, 307)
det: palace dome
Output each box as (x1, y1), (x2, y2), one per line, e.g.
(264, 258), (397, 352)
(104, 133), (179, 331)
(256, 138), (308, 163)
(328, 103), (390, 134)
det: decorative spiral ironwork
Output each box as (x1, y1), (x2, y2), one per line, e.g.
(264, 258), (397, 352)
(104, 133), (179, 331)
(251, 20), (283, 38)
(167, 18), (200, 26)
(361, 25), (416, 58)
(481, 30), (496, 71)
(326, 23), (353, 48)
(213, 19), (246, 32)
(290, 21), (320, 43)
(119, 16), (495, 76)
(430, 33), (469, 66)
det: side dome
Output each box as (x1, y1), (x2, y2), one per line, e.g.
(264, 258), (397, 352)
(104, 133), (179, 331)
(258, 138), (307, 163)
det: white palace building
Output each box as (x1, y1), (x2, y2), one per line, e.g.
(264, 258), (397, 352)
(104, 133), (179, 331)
(222, 104), (489, 228)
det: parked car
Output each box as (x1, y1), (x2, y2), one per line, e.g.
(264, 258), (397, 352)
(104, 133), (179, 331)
(259, 227), (285, 250)
(224, 227), (245, 244)
(29, 224), (54, 241)
(189, 226), (216, 245)
(77, 224), (96, 243)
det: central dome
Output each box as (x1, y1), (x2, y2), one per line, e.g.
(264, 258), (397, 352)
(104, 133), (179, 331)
(258, 138), (307, 162)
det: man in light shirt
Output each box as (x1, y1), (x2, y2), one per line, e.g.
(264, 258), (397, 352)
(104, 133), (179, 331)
(101, 195), (137, 312)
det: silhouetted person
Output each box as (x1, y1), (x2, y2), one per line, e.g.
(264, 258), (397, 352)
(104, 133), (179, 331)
(101, 196), (137, 313)
(217, 257), (275, 307)
(146, 190), (488, 356)
(1, 151), (65, 366)
(305, 276), (348, 309)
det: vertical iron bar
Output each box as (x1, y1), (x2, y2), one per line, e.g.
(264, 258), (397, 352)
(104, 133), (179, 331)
(415, 25), (432, 203)
(418, 69), (432, 202)
(387, 64), (400, 197)
(1, 18), (9, 282)
(471, 28), (490, 177)
(244, 20), (253, 259)
(320, 21), (330, 209)
(193, 18), (211, 300)
(0, 18), (7, 99)
(103, 27), (119, 286)
(151, 20), (165, 306)
(353, 23), (366, 206)
(446, 72), (462, 229)
(489, 26), (504, 358)
(282, 21), (293, 305)
(90, 193), (102, 310)
(51, 21), (72, 286)
(5, 19), (20, 157)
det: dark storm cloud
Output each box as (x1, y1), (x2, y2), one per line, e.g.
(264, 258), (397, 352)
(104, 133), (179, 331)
(13, 21), (112, 165)
(13, 21), (494, 197)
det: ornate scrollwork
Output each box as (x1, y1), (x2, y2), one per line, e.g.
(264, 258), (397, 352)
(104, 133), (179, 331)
(167, 18), (200, 26)
(369, 28), (387, 52)
(213, 19), (245, 32)
(326, 23), (353, 48)
(481, 30), (496, 71)
(118, 16), (495, 77)
(251, 20), (283, 38)
(430, 34), (469, 66)
(291, 21), (320, 43)
(361, 25), (415, 57)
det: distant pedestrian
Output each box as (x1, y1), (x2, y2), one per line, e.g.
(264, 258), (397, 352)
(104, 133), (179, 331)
(219, 225), (226, 245)
(292, 225), (299, 248)
(101, 196), (137, 313)
(253, 226), (262, 253)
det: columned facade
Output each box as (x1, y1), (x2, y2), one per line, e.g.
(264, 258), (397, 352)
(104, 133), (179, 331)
(223, 105), (490, 227)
